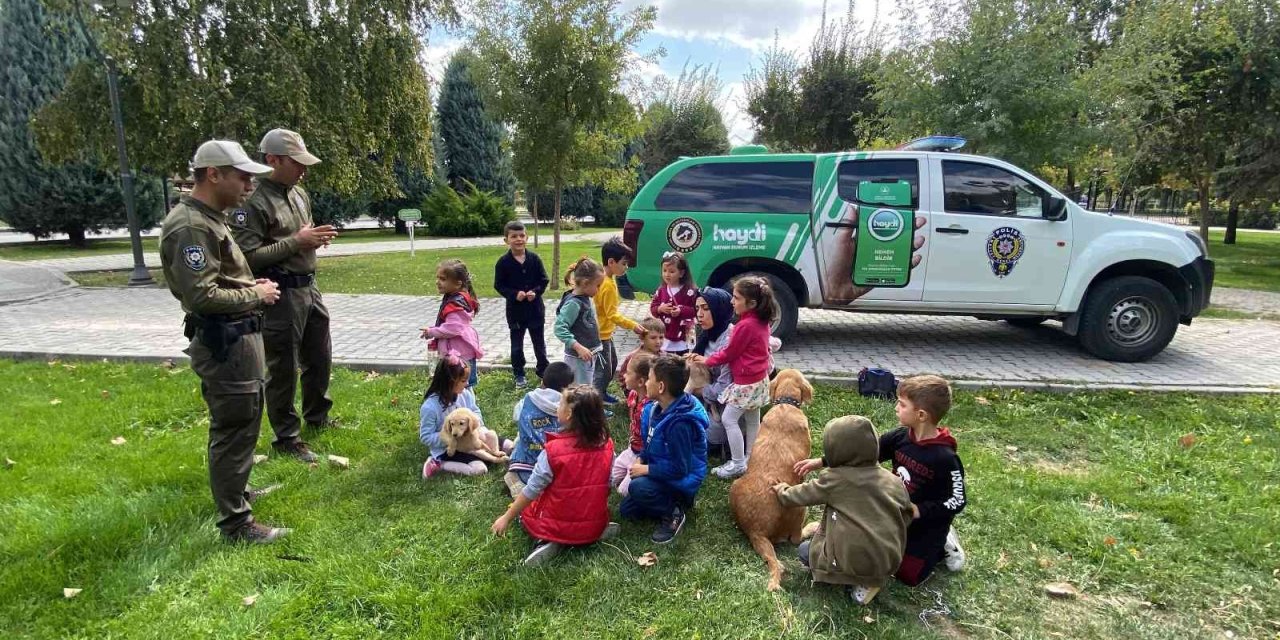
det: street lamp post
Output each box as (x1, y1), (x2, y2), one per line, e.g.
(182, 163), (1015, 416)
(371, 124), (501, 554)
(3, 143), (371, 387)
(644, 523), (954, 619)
(104, 57), (154, 287)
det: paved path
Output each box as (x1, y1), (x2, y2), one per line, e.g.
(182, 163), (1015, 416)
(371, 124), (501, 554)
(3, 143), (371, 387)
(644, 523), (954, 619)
(35, 231), (615, 274)
(0, 260), (74, 305)
(2, 289), (1277, 390)
(1210, 287), (1280, 315)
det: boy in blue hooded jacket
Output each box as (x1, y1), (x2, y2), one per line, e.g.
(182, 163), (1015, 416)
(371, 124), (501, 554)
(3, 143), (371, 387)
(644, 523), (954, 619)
(621, 353), (709, 544)
(504, 362), (576, 497)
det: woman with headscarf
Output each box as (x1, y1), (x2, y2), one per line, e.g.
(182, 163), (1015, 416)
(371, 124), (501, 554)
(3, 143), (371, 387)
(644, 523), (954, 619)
(691, 286), (735, 461)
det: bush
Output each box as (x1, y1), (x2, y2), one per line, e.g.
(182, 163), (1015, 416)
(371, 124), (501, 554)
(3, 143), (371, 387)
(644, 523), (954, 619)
(530, 185), (602, 221)
(309, 189), (370, 227)
(599, 192), (631, 227)
(422, 181), (514, 237)
(1240, 209), (1277, 230)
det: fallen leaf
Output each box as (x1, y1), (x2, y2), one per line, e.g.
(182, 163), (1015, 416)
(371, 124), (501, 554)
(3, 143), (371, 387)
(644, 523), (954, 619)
(390, 396), (399, 406)
(327, 455), (350, 469)
(975, 396), (991, 406)
(47, 360), (59, 366)
(637, 551), (657, 567)
(110, 436), (127, 446)
(1128, 547), (1142, 559)
(363, 371), (381, 382)
(61, 364), (77, 370)
(63, 588), (82, 599)
(996, 551), (1010, 570)
(862, 615), (876, 624)
(1044, 582), (1081, 599)
(1243, 436), (1253, 445)
(253, 454), (269, 465)
(1030, 542), (1038, 552)
(242, 593), (258, 607)
(1103, 535), (1117, 547)
(161, 359), (175, 369)
(100, 390), (111, 399)
(1005, 445), (1019, 453)
(1178, 433), (1196, 448)
(49, 399), (62, 406)
(1038, 557), (1053, 569)
(308, 462), (319, 470)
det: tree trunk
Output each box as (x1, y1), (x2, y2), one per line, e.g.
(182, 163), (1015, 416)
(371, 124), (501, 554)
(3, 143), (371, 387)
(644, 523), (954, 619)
(1065, 166), (1076, 202)
(551, 183), (562, 291)
(1224, 199), (1241, 245)
(532, 193), (540, 248)
(67, 227), (87, 248)
(1197, 178), (1211, 242)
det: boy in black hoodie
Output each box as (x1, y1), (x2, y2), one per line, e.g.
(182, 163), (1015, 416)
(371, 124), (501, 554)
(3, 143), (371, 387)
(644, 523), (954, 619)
(794, 374), (967, 587)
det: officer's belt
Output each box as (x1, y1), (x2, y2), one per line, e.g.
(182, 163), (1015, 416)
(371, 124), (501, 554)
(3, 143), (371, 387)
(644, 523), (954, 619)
(185, 313), (262, 335)
(265, 272), (315, 289)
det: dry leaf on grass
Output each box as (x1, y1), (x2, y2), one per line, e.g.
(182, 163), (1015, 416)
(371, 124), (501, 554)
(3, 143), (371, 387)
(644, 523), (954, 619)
(1243, 436), (1253, 445)
(110, 436), (127, 446)
(862, 615), (876, 624)
(1038, 557), (1053, 569)
(637, 551), (657, 567)
(390, 396), (399, 406)
(327, 455), (350, 469)
(63, 588), (82, 599)
(975, 396), (991, 406)
(49, 399), (62, 406)
(308, 462), (319, 470)
(363, 371), (381, 382)
(1103, 535), (1117, 547)
(100, 390), (111, 399)
(1005, 445), (1019, 453)
(1044, 582), (1081, 599)
(242, 594), (258, 607)
(253, 454), (269, 464)
(4, 458), (14, 469)
(1178, 433), (1196, 448)
(996, 551), (1010, 570)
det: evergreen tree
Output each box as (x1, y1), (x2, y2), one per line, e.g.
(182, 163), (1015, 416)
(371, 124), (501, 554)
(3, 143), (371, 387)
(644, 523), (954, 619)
(0, 0), (159, 246)
(436, 51), (515, 204)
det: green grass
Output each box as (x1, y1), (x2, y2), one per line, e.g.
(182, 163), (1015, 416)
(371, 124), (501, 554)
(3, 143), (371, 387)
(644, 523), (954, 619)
(70, 240), (611, 297)
(1206, 229), (1280, 293)
(1, 360), (1277, 639)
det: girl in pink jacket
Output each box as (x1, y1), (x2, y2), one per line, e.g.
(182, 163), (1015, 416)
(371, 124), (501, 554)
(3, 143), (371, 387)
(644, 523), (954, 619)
(420, 259), (484, 387)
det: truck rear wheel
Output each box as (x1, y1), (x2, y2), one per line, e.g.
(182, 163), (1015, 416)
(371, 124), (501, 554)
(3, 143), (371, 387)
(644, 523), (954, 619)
(1078, 276), (1179, 362)
(730, 271), (798, 343)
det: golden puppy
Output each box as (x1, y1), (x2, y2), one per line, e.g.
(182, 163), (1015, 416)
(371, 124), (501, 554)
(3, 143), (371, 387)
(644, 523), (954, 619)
(685, 360), (711, 394)
(728, 368), (814, 591)
(442, 408), (507, 462)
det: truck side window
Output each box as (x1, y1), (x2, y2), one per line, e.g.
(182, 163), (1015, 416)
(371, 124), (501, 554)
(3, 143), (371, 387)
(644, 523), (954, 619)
(837, 158), (920, 207)
(943, 161), (1046, 218)
(655, 162), (814, 214)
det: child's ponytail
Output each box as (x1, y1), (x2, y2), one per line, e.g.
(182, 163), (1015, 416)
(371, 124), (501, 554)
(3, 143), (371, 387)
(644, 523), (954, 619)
(564, 255), (604, 288)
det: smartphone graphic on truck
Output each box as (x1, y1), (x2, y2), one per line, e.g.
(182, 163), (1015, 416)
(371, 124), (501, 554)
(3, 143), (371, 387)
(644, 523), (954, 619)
(852, 180), (914, 288)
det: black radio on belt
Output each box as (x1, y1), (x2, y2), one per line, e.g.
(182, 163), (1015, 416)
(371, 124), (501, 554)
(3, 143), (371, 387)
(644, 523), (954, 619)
(183, 312), (263, 362)
(261, 267), (315, 289)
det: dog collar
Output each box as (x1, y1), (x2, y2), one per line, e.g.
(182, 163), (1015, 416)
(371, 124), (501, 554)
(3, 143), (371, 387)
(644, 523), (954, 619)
(773, 397), (803, 408)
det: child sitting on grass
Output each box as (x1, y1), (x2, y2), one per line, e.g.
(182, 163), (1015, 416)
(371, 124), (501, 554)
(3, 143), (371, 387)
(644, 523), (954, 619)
(611, 352), (656, 496)
(419, 354), (513, 478)
(491, 385), (619, 566)
(504, 361), (576, 497)
(775, 415), (914, 605)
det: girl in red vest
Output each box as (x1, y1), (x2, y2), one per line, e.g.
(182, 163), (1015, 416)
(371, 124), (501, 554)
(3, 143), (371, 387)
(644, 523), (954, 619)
(491, 385), (619, 566)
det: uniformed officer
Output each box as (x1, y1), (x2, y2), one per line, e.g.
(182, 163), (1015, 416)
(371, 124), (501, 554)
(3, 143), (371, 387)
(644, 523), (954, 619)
(160, 140), (288, 544)
(230, 129), (338, 463)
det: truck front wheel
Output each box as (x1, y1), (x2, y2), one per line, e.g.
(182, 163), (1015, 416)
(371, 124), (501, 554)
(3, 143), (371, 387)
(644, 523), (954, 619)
(1077, 276), (1179, 362)
(730, 271), (799, 343)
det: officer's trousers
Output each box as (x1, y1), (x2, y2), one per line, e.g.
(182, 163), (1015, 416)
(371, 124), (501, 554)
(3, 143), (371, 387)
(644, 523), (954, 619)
(263, 284), (332, 442)
(189, 332), (265, 535)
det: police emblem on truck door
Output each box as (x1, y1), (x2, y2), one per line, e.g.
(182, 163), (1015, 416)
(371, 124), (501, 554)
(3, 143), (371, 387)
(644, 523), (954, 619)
(986, 227), (1025, 278)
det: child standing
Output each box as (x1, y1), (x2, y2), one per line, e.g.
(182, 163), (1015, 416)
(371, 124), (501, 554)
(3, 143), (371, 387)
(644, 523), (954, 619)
(419, 355), (513, 478)
(649, 252), (698, 355)
(504, 361), (576, 497)
(421, 259), (483, 388)
(554, 257), (606, 386)
(593, 237), (647, 404)
(620, 354), (709, 544)
(611, 351), (656, 496)
(615, 316), (664, 387)
(494, 221), (550, 389)
(776, 415), (914, 605)
(491, 385), (619, 567)
(795, 374), (968, 587)
(691, 276), (774, 479)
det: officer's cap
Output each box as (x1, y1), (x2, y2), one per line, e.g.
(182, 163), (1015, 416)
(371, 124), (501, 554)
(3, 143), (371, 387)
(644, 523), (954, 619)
(259, 129), (321, 166)
(191, 140), (273, 175)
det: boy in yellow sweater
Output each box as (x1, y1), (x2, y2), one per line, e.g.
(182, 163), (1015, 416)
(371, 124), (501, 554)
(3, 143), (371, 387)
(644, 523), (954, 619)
(594, 237), (647, 408)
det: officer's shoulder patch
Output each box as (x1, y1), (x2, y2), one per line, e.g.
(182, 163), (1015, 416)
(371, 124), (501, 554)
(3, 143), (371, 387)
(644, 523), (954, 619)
(232, 209), (248, 225)
(183, 245), (208, 272)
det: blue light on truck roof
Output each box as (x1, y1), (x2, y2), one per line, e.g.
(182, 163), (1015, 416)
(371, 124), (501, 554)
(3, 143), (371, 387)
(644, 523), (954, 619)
(897, 136), (967, 152)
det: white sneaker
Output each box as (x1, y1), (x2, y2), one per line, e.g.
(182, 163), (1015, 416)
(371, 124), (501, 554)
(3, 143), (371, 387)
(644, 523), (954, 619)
(943, 526), (966, 571)
(600, 522), (621, 540)
(523, 541), (564, 567)
(712, 460), (747, 479)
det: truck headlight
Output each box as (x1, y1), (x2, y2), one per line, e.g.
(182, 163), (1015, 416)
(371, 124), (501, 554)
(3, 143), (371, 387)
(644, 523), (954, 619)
(1185, 231), (1208, 258)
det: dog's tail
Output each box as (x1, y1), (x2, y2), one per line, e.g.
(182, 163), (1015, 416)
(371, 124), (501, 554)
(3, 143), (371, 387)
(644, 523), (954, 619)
(748, 532), (785, 591)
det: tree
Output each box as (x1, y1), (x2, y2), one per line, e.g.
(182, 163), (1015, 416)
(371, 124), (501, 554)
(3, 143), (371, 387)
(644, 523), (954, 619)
(33, 0), (450, 221)
(637, 64), (730, 180)
(743, 37), (801, 150)
(436, 50), (516, 204)
(0, 0), (160, 246)
(475, 0), (652, 287)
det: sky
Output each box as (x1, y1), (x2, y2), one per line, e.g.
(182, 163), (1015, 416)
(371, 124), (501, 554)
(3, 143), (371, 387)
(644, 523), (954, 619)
(422, 0), (897, 146)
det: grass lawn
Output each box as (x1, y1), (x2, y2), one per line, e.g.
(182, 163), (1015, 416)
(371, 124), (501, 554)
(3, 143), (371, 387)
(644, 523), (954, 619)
(71, 240), (612, 297)
(2, 360), (1277, 639)
(1205, 229), (1280, 293)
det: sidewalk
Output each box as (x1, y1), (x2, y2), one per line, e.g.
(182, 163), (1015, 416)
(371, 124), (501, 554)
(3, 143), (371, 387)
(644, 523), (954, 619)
(2, 288), (1277, 390)
(34, 230), (617, 274)
(0, 260), (73, 305)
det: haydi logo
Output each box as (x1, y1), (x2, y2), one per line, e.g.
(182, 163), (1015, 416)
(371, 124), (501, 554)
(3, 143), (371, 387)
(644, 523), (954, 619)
(713, 223), (767, 246)
(867, 208), (905, 242)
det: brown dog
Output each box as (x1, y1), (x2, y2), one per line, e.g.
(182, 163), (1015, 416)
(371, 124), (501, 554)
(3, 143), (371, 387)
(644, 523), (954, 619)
(728, 368), (815, 590)
(442, 408), (507, 462)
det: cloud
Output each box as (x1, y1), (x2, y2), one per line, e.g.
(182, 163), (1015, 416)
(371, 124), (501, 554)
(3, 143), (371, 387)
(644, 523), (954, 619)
(628, 0), (891, 53)
(721, 81), (756, 145)
(421, 36), (464, 86)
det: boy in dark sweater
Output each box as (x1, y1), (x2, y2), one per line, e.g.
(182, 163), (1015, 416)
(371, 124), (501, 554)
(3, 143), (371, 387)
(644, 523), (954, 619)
(494, 221), (550, 388)
(794, 373), (967, 586)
